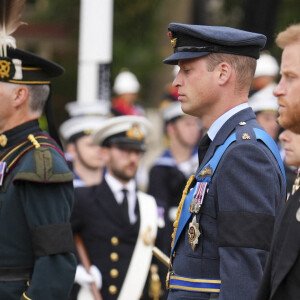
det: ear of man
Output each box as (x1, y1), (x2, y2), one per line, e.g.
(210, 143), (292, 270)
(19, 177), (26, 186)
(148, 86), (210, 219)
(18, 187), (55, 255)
(13, 85), (29, 108)
(216, 62), (232, 86)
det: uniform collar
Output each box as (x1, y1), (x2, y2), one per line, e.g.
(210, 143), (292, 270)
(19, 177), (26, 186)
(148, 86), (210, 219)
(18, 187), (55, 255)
(208, 103), (249, 141)
(105, 172), (136, 200)
(0, 120), (40, 149)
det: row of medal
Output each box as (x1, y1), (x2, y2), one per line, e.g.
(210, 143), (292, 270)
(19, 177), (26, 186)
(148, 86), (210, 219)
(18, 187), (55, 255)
(187, 181), (208, 251)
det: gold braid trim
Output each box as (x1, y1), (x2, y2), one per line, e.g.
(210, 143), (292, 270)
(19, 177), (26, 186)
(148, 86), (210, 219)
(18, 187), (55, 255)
(1, 141), (28, 162)
(27, 134), (40, 148)
(170, 175), (195, 249)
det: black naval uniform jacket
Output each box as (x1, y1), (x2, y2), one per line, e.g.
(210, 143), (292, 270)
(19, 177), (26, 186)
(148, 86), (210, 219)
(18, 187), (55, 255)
(148, 158), (190, 254)
(167, 108), (286, 300)
(0, 120), (76, 300)
(71, 179), (141, 300)
(255, 188), (300, 300)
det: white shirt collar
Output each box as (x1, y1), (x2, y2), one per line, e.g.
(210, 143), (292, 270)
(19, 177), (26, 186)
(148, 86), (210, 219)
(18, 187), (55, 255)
(105, 172), (137, 224)
(105, 172), (136, 201)
(207, 103), (249, 141)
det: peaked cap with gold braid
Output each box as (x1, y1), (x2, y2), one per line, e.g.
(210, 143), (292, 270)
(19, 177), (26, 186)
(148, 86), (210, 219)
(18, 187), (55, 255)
(92, 115), (152, 152)
(0, 0), (64, 84)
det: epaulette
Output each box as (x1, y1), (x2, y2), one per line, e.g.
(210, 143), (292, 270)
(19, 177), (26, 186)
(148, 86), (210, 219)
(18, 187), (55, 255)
(0, 133), (74, 185)
(234, 121), (257, 143)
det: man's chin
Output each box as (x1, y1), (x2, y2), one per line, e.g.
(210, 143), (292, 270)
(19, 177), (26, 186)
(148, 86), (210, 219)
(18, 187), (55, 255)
(279, 118), (300, 134)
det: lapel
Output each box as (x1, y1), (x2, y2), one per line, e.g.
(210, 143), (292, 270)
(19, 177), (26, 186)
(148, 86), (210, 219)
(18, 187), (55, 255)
(270, 189), (300, 298)
(198, 108), (256, 171)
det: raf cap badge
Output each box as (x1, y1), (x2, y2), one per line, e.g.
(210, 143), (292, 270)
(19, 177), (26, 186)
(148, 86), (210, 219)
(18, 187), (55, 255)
(188, 216), (201, 251)
(168, 32), (177, 48)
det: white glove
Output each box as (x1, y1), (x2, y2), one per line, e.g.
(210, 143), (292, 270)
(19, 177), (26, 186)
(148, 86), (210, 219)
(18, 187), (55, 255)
(74, 264), (102, 290)
(89, 265), (102, 289)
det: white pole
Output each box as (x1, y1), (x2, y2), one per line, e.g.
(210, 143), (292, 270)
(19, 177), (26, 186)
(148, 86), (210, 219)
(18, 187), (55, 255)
(77, 0), (113, 104)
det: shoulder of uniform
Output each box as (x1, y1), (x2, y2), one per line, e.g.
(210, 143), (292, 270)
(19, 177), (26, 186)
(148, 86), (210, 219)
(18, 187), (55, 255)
(13, 134), (74, 184)
(234, 121), (258, 143)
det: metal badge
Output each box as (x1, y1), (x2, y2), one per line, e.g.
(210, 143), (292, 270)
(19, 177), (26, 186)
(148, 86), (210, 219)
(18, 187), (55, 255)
(188, 216), (201, 251)
(242, 133), (251, 140)
(0, 134), (7, 147)
(296, 207), (300, 222)
(198, 165), (213, 180)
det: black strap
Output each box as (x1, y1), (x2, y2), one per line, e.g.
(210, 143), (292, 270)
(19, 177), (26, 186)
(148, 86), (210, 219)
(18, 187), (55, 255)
(0, 267), (33, 282)
(44, 84), (63, 149)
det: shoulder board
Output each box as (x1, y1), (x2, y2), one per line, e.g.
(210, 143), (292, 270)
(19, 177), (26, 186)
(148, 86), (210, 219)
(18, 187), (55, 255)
(0, 133), (74, 184)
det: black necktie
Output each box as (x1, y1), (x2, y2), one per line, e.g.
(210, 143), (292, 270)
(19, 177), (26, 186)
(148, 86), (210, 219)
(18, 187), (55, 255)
(198, 134), (211, 165)
(121, 189), (130, 224)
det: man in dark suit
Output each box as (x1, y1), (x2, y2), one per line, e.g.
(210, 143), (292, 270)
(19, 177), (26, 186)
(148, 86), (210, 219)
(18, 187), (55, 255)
(162, 23), (286, 300)
(255, 23), (300, 300)
(71, 115), (159, 300)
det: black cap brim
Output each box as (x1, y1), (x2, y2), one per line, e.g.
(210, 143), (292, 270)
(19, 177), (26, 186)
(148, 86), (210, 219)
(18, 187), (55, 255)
(4, 47), (64, 84)
(163, 51), (210, 65)
(105, 137), (146, 152)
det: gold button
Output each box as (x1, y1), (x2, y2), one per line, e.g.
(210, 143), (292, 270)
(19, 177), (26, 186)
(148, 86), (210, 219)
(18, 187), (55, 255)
(110, 268), (119, 278)
(108, 285), (118, 295)
(110, 252), (119, 262)
(111, 236), (119, 246)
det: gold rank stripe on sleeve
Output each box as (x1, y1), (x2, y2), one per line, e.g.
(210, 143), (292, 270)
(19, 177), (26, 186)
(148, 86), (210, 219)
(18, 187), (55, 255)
(169, 274), (221, 293)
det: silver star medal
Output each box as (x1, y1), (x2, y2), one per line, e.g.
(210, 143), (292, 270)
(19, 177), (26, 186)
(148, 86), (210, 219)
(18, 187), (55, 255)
(188, 216), (201, 251)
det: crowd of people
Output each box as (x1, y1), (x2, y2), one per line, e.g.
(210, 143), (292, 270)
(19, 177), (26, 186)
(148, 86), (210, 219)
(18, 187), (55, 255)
(1, 2), (300, 300)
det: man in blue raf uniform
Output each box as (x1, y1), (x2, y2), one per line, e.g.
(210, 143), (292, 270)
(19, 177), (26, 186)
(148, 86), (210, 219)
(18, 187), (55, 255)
(163, 23), (286, 300)
(256, 23), (300, 300)
(0, 2), (76, 299)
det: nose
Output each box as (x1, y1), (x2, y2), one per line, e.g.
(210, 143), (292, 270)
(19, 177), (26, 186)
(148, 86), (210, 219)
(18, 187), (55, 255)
(273, 79), (285, 97)
(279, 129), (290, 143)
(128, 149), (142, 161)
(172, 72), (181, 88)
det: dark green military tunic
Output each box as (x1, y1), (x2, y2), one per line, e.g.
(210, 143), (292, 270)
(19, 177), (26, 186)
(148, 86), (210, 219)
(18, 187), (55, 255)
(0, 120), (76, 300)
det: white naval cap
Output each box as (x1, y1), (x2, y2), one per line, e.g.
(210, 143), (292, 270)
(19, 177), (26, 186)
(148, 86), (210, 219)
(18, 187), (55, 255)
(248, 83), (278, 113)
(161, 101), (185, 124)
(59, 115), (108, 142)
(254, 53), (279, 78)
(113, 71), (140, 95)
(65, 100), (110, 117)
(92, 115), (152, 151)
